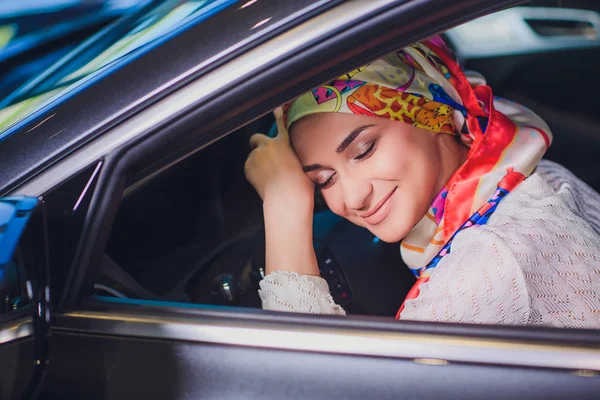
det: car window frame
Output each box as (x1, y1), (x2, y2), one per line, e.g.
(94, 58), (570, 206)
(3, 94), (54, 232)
(11, 0), (600, 374)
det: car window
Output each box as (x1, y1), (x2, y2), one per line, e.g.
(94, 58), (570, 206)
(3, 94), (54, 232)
(0, 23), (16, 50)
(86, 4), (600, 329)
(0, 1), (147, 102)
(95, 114), (413, 315)
(42, 161), (104, 307)
(0, 0), (237, 136)
(101, 123), (269, 307)
(0, 160), (105, 314)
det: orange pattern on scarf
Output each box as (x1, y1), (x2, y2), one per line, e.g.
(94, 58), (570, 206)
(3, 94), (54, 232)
(347, 84), (455, 135)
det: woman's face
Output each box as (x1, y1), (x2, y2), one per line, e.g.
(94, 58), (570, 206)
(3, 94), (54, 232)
(291, 112), (452, 243)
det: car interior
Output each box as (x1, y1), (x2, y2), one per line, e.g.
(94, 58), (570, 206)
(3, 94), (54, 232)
(93, 1), (600, 319)
(99, 115), (416, 317)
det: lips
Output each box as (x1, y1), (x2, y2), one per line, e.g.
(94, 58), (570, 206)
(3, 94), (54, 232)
(360, 187), (397, 225)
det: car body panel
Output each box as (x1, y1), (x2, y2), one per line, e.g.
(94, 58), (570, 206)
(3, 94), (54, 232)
(43, 301), (600, 399)
(0, 0), (340, 194)
(11, 0), (527, 199)
(61, 298), (600, 371)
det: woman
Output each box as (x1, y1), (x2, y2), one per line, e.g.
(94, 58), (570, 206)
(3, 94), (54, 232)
(244, 38), (600, 328)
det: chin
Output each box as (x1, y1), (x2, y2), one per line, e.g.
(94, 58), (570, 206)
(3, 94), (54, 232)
(372, 210), (415, 243)
(367, 221), (411, 243)
(370, 230), (405, 244)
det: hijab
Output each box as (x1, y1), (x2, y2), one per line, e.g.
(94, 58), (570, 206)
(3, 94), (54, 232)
(284, 37), (552, 318)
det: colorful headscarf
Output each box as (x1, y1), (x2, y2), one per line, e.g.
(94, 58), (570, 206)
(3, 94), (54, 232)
(284, 37), (552, 319)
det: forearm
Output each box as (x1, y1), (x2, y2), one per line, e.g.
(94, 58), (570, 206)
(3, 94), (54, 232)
(263, 196), (320, 276)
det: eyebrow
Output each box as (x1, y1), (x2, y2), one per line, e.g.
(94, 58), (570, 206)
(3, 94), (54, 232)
(336, 124), (377, 153)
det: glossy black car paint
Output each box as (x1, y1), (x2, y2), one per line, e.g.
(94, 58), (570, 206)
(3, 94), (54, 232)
(45, 327), (600, 399)
(0, 1), (143, 100)
(0, 312), (35, 399)
(0, 0), (342, 195)
(44, 302), (600, 399)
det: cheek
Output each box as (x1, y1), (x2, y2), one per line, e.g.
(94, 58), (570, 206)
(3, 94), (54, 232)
(396, 150), (439, 213)
(401, 168), (441, 234)
(373, 149), (409, 179)
(384, 132), (439, 189)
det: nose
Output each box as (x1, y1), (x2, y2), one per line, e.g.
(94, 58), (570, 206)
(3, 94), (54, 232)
(341, 176), (373, 212)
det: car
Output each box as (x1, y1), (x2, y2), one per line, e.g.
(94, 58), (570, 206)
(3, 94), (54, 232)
(0, 0), (152, 102)
(1, 0), (600, 398)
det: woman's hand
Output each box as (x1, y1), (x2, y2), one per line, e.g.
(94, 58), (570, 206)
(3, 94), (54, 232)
(245, 108), (314, 209)
(245, 107), (320, 276)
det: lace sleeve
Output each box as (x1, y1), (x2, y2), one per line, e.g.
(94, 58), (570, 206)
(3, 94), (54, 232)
(259, 271), (346, 315)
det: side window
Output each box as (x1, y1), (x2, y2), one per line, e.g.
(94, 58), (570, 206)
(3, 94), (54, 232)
(0, 161), (101, 318)
(92, 116), (414, 317)
(42, 162), (103, 307)
(100, 123), (265, 307)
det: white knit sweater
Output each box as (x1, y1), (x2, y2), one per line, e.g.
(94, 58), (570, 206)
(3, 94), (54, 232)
(259, 160), (600, 329)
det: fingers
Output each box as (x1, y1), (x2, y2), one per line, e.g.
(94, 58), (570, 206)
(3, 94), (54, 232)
(249, 106), (289, 149)
(249, 133), (269, 149)
(273, 107), (289, 140)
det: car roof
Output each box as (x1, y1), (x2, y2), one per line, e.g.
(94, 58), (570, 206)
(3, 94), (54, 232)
(0, 0), (338, 194)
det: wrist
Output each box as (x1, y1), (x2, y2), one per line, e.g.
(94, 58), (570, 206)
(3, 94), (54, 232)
(263, 190), (314, 216)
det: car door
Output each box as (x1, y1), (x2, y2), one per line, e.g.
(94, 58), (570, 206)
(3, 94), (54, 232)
(5, 0), (600, 399)
(0, 160), (105, 400)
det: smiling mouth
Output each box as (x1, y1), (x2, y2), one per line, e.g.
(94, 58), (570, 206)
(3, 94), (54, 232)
(360, 187), (397, 225)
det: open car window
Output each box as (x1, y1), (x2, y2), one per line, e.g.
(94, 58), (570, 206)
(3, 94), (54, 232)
(85, 4), (600, 328)
(99, 113), (416, 315)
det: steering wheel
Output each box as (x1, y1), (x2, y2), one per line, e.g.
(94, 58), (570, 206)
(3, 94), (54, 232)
(194, 211), (415, 317)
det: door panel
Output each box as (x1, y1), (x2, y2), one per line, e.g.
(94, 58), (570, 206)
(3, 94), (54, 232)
(41, 329), (600, 400)
(0, 315), (35, 400)
(0, 338), (35, 400)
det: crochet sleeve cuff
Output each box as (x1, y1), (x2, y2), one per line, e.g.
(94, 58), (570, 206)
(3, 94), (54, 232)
(259, 271), (346, 316)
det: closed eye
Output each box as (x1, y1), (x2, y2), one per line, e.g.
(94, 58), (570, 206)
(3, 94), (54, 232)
(354, 140), (376, 160)
(315, 173), (336, 190)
